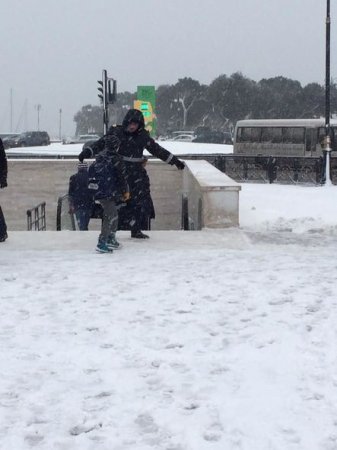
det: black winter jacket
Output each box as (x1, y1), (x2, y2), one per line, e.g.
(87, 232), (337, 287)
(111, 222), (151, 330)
(79, 109), (182, 166)
(88, 149), (129, 201)
(68, 170), (94, 211)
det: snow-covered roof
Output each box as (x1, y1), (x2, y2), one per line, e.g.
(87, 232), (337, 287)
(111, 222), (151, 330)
(236, 118), (337, 128)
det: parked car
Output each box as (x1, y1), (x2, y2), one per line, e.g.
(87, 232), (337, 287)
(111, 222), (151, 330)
(172, 134), (195, 142)
(2, 133), (21, 149)
(7, 131), (50, 147)
(63, 134), (101, 145)
(160, 130), (195, 141)
(82, 135), (102, 151)
(171, 130), (195, 138)
(193, 129), (230, 144)
(0, 132), (19, 140)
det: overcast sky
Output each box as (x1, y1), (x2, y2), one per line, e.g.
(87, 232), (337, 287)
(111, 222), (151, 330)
(0, 0), (336, 137)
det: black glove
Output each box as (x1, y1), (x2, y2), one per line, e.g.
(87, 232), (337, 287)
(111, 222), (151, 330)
(174, 159), (185, 170)
(78, 147), (92, 162)
(0, 179), (7, 189)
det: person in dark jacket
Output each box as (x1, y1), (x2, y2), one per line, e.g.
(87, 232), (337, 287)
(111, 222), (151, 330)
(0, 138), (8, 242)
(88, 136), (130, 253)
(68, 162), (95, 230)
(79, 109), (185, 239)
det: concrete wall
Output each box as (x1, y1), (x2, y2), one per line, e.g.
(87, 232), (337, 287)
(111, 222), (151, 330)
(1, 159), (183, 231)
(183, 160), (241, 228)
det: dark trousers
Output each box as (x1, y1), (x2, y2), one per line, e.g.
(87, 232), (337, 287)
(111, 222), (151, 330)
(0, 206), (7, 239)
(75, 208), (91, 231)
(98, 199), (118, 243)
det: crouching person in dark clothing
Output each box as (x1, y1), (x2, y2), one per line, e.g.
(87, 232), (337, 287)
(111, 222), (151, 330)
(79, 109), (185, 239)
(88, 137), (130, 253)
(68, 162), (95, 230)
(0, 138), (8, 242)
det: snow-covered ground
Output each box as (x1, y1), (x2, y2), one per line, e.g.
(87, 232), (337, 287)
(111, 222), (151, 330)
(1, 183), (337, 449)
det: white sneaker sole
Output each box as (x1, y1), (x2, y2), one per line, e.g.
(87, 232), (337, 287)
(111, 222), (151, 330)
(95, 248), (113, 254)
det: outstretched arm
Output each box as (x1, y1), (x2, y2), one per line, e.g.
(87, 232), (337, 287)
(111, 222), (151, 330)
(145, 136), (185, 170)
(78, 133), (120, 162)
(78, 137), (105, 162)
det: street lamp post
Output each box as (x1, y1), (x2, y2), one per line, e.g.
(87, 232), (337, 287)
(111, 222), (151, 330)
(323, 0), (333, 186)
(35, 104), (41, 131)
(10, 88), (13, 133)
(59, 108), (62, 141)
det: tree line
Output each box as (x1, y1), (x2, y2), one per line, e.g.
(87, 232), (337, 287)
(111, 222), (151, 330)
(74, 72), (337, 136)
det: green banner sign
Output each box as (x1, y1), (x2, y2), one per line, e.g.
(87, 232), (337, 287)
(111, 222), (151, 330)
(135, 86), (156, 137)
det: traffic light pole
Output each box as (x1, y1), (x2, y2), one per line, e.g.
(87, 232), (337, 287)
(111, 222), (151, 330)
(97, 69), (117, 135)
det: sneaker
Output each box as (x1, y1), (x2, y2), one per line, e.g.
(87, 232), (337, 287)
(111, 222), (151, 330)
(131, 230), (149, 239)
(107, 234), (121, 250)
(0, 232), (8, 242)
(95, 241), (113, 253)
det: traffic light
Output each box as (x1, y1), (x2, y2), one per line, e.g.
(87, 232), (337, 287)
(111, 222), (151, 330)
(97, 69), (118, 134)
(97, 80), (104, 104)
(97, 71), (117, 105)
(97, 70), (108, 106)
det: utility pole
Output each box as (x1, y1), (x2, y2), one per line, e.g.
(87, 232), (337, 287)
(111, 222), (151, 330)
(323, 0), (332, 185)
(325, 0), (331, 131)
(24, 99), (28, 131)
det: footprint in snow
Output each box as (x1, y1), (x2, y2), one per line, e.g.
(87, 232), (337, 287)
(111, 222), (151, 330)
(69, 422), (102, 436)
(203, 421), (224, 442)
(135, 413), (159, 434)
(24, 434), (44, 446)
(279, 426), (301, 444)
(165, 343), (184, 349)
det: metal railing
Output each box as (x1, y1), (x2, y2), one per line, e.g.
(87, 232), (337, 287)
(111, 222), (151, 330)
(213, 155), (325, 185)
(27, 202), (46, 231)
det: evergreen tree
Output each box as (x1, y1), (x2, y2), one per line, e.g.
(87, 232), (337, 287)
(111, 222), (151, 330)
(73, 105), (103, 135)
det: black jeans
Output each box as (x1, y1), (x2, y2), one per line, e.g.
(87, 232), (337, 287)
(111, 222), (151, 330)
(98, 199), (118, 243)
(0, 206), (7, 239)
